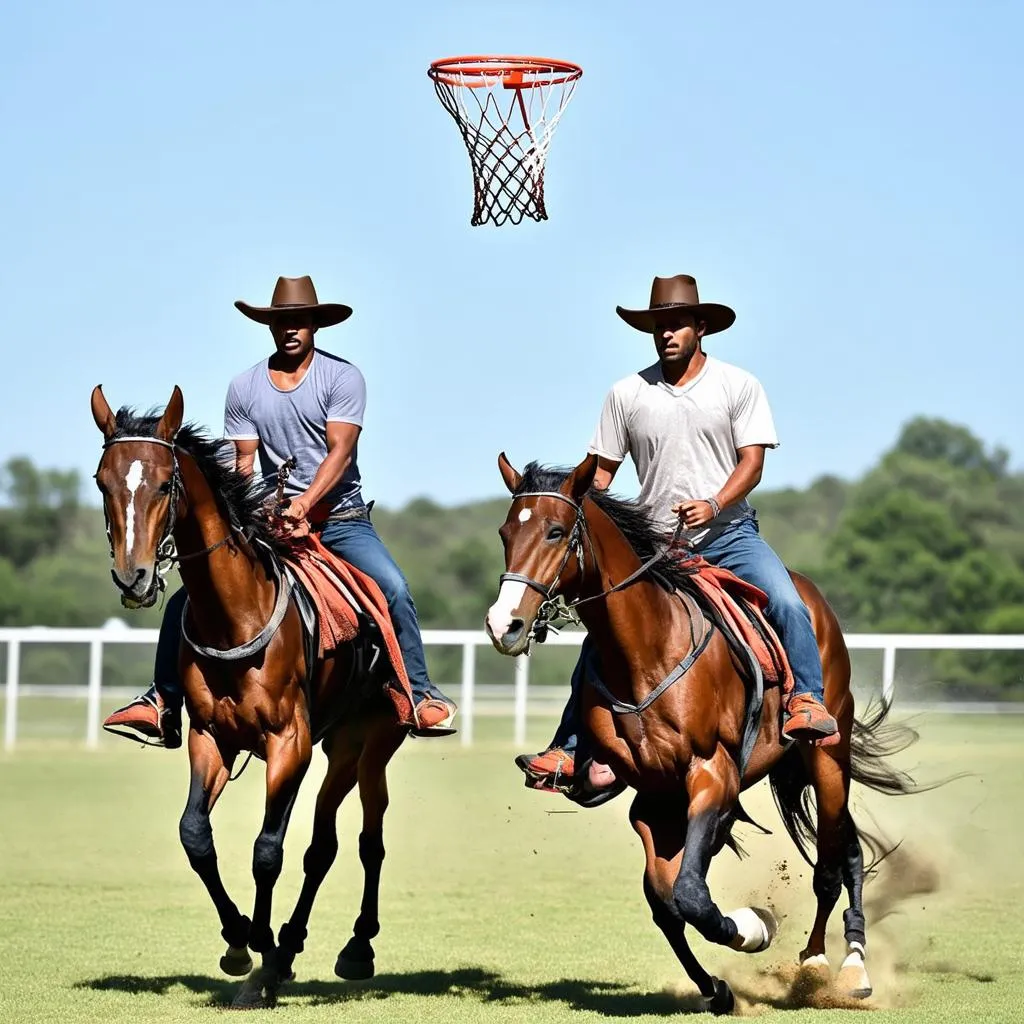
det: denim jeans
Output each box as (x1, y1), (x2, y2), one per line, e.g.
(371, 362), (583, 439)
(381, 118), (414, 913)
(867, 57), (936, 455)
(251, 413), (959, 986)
(152, 518), (442, 709)
(546, 516), (825, 756)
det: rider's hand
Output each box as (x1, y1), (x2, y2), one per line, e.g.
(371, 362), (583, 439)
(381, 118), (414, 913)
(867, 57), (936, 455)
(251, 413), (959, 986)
(672, 499), (716, 529)
(280, 498), (311, 538)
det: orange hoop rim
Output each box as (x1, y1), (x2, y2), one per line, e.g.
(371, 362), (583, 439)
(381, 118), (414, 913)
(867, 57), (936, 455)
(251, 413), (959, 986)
(428, 54), (582, 88)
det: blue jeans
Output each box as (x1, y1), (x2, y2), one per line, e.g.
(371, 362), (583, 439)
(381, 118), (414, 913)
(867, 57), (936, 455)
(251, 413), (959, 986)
(547, 517), (824, 756)
(153, 518), (443, 708)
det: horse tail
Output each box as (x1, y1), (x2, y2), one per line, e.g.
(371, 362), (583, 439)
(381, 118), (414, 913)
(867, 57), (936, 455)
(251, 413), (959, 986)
(769, 698), (929, 872)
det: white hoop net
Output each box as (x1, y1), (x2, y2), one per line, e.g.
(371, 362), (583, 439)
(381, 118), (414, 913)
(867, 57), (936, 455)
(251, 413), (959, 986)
(429, 57), (582, 227)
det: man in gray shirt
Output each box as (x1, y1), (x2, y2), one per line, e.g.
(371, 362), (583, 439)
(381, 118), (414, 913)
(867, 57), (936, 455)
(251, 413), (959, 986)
(103, 276), (457, 746)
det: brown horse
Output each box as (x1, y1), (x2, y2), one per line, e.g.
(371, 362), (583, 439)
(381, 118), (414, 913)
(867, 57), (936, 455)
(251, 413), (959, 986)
(488, 453), (918, 1014)
(91, 385), (407, 1008)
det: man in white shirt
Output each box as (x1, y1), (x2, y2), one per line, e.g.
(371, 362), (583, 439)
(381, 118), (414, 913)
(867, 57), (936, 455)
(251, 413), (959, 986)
(516, 274), (838, 794)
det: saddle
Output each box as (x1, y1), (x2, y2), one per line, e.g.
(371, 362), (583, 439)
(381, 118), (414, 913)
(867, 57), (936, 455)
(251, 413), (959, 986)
(673, 554), (795, 699)
(279, 534), (416, 732)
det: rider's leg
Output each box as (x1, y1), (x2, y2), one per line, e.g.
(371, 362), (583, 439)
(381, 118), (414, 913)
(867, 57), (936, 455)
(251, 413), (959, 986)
(697, 518), (837, 740)
(319, 517), (456, 733)
(102, 586), (185, 747)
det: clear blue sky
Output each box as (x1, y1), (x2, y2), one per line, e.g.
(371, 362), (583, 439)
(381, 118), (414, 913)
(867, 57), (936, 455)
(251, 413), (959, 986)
(2, 0), (1021, 508)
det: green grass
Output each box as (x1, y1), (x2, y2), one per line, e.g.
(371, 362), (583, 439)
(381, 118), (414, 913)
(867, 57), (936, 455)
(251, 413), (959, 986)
(1, 713), (1022, 1023)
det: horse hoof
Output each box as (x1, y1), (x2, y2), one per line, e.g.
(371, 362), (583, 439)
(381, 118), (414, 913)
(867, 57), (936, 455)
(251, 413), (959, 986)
(726, 906), (778, 953)
(220, 945), (253, 977)
(335, 954), (375, 981)
(706, 977), (735, 1015)
(230, 976), (272, 1010)
(798, 951), (831, 980)
(837, 944), (872, 999)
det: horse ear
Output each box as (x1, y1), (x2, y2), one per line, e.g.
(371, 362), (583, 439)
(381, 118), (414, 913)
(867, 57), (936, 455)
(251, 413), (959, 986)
(566, 453), (598, 502)
(155, 385), (184, 442)
(498, 452), (522, 494)
(91, 385), (116, 439)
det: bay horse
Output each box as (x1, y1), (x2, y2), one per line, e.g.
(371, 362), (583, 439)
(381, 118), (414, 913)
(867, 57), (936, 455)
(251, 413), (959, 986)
(488, 453), (918, 1014)
(91, 385), (406, 1008)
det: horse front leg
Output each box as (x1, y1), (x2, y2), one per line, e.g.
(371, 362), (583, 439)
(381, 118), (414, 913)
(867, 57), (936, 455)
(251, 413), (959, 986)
(630, 793), (725, 1008)
(178, 729), (252, 976)
(232, 722), (312, 1009)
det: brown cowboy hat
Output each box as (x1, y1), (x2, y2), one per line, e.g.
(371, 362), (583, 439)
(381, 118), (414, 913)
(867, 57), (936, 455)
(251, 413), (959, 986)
(616, 274), (735, 336)
(234, 275), (353, 328)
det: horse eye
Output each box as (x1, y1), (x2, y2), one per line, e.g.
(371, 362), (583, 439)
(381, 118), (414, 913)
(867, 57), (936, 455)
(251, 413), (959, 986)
(547, 526), (565, 541)
(158, 480), (172, 495)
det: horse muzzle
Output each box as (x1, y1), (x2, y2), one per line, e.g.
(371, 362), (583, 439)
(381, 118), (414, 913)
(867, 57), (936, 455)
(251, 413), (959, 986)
(111, 564), (159, 609)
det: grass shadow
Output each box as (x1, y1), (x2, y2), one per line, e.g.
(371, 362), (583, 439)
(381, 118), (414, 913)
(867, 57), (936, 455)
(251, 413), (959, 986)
(77, 965), (708, 1016)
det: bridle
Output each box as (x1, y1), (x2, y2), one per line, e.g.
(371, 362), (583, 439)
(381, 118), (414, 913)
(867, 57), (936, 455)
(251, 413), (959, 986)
(99, 435), (249, 595)
(499, 490), (686, 642)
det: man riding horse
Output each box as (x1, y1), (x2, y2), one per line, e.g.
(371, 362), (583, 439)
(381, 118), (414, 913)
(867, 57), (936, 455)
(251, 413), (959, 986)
(104, 275), (457, 746)
(502, 274), (838, 797)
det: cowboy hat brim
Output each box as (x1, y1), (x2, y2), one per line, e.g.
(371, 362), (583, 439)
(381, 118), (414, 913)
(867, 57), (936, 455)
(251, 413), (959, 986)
(234, 300), (353, 328)
(616, 302), (736, 336)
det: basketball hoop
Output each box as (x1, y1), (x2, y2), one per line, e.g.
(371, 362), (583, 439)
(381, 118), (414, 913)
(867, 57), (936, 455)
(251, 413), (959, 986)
(428, 55), (583, 227)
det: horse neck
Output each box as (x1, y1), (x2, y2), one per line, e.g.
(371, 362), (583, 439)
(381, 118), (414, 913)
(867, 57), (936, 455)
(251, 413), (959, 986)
(576, 501), (692, 688)
(173, 454), (277, 648)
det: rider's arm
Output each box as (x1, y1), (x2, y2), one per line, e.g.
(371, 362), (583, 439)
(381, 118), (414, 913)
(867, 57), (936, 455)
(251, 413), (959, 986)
(289, 422), (362, 517)
(593, 456), (622, 491)
(232, 439), (260, 477)
(712, 444), (766, 509)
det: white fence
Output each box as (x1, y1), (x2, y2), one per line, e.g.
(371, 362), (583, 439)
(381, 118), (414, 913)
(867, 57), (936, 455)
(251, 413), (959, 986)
(2, 627), (1023, 751)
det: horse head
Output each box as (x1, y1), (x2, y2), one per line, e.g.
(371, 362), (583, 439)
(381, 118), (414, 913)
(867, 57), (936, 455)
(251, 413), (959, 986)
(91, 384), (185, 608)
(486, 452), (598, 655)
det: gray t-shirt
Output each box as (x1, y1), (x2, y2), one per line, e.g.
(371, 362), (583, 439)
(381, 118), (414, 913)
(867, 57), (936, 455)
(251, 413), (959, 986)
(223, 348), (366, 514)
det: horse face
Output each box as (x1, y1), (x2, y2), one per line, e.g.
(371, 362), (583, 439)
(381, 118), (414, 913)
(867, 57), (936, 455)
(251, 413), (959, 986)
(486, 454), (596, 656)
(91, 386), (184, 608)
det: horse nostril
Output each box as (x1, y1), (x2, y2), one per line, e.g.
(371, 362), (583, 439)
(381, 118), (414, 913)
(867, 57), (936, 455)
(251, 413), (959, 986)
(504, 618), (525, 644)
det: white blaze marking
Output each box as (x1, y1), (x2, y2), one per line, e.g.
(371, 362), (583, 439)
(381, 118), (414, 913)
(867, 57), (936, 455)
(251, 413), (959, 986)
(486, 580), (528, 640)
(518, 508), (532, 523)
(124, 460), (144, 551)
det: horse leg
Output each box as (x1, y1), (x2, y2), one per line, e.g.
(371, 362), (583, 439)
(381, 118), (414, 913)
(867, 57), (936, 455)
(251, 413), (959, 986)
(335, 722), (403, 980)
(232, 725), (312, 1009)
(836, 809), (872, 997)
(178, 729), (252, 976)
(797, 745), (847, 978)
(275, 739), (360, 982)
(630, 793), (733, 1011)
(675, 749), (781, 1009)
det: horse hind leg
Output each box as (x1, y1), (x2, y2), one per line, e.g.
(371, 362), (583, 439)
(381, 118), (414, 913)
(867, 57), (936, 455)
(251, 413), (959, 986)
(336, 722), (403, 980)
(795, 746), (847, 985)
(275, 743), (361, 983)
(835, 812), (872, 999)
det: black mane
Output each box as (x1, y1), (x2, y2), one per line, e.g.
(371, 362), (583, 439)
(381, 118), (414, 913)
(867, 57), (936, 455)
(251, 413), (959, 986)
(110, 408), (286, 553)
(514, 462), (693, 591)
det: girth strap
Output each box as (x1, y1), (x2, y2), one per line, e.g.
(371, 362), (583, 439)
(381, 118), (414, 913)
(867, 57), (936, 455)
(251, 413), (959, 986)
(182, 563), (293, 661)
(587, 620), (715, 716)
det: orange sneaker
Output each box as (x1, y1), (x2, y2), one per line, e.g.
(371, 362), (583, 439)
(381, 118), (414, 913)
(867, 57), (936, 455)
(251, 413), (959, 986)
(783, 693), (839, 746)
(103, 684), (182, 748)
(514, 747), (576, 790)
(410, 696), (457, 737)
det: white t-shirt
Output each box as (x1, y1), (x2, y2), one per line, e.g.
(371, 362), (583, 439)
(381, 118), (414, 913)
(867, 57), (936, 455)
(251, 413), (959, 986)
(588, 356), (779, 545)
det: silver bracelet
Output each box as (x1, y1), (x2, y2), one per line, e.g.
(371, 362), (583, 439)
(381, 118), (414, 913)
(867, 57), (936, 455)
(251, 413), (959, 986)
(706, 497), (721, 518)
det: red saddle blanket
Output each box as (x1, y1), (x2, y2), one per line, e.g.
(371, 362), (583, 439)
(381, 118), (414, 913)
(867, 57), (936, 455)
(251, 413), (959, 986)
(282, 534), (415, 724)
(674, 554), (794, 695)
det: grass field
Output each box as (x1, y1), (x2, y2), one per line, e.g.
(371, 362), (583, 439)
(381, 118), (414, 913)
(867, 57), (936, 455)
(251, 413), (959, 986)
(1, 711), (1022, 1023)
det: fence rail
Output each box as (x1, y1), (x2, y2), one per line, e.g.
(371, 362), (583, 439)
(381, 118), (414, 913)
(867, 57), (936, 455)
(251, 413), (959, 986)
(3, 627), (1023, 751)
